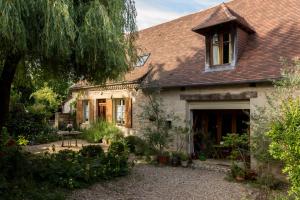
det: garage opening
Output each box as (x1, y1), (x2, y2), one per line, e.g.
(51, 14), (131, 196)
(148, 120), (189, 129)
(192, 109), (250, 158)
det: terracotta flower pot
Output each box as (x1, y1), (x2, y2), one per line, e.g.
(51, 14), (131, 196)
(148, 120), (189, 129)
(157, 155), (169, 165)
(236, 176), (245, 181)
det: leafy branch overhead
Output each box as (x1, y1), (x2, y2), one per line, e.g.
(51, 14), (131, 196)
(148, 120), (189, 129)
(0, 0), (137, 82)
(0, 0), (138, 129)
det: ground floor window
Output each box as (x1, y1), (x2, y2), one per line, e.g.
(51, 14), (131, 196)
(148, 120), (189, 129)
(114, 99), (125, 125)
(83, 100), (89, 122)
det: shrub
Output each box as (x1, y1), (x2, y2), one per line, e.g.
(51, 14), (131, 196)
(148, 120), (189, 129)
(267, 99), (300, 197)
(0, 129), (130, 199)
(6, 110), (60, 145)
(125, 135), (149, 155)
(108, 141), (128, 156)
(82, 120), (122, 143)
(79, 145), (105, 158)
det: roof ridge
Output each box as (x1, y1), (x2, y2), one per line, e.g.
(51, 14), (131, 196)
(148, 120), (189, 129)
(221, 2), (236, 20)
(138, 0), (234, 32)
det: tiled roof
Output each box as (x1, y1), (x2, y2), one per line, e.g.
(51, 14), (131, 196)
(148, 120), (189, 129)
(125, 0), (300, 88)
(192, 3), (254, 34)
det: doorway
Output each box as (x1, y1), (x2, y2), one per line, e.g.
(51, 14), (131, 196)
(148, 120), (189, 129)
(97, 99), (107, 120)
(192, 109), (249, 157)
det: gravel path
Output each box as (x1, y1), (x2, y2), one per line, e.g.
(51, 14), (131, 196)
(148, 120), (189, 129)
(69, 164), (254, 200)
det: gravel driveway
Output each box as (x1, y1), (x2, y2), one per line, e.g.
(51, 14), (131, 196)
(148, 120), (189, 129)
(69, 164), (254, 200)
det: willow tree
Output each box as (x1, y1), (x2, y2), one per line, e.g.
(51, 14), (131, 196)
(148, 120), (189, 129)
(0, 0), (137, 130)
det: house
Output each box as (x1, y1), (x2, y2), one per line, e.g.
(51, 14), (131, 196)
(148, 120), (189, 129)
(63, 0), (300, 163)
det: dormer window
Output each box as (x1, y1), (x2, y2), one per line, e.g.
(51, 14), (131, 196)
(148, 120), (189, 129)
(210, 32), (233, 66)
(191, 3), (255, 72)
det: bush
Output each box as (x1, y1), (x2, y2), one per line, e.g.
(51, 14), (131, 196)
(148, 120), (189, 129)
(108, 141), (128, 156)
(7, 110), (60, 145)
(79, 145), (105, 158)
(0, 129), (130, 199)
(268, 99), (300, 197)
(125, 135), (150, 155)
(82, 120), (123, 143)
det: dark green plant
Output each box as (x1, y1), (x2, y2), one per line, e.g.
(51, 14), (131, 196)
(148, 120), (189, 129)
(124, 135), (151, 156)
(82, 120), (123, 143)
(223, 133), (249, 165)
(79, 145), (105, 158)
(108, 141), (128, 156)
(0, 129), (130, 199)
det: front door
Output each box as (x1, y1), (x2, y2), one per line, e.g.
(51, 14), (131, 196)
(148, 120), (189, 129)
(97, 99), (106, 120)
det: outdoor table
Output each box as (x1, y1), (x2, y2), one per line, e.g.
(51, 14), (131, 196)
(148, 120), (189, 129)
(57, 131), (82, 147)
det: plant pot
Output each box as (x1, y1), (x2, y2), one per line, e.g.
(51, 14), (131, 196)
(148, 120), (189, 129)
(235, 176), (245, 181)
(157, 155), (169, 165)
(181, 160), (188, 167)
(199, 154), (206, 161)
(171, 155), (181, 167)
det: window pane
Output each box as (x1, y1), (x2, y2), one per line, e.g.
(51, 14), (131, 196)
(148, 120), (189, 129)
(136, 54), (150, 67)
(116, 99), (125, 124)
(83, 101), (89, 122)
(223, 33), (231, 64)
(212, 34), (220, 65)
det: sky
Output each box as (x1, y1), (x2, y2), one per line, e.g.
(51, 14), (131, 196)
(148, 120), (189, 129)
(135, 0), (228, 30)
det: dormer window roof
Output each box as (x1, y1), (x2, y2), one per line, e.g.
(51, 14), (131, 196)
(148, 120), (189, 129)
(192, 3), (254, 35)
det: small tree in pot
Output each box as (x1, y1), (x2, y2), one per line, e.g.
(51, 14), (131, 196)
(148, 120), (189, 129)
(139, 91), (175, 165)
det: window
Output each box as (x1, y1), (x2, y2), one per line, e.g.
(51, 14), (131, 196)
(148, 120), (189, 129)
(83, 100), (89, 122)
(115, 99), (125, 125)
(210, 32), (233, 66)
(135, 53), (150, 67)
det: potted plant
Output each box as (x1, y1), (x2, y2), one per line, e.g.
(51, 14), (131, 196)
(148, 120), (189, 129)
(199, 152), (207, 161)
(170, 152), (181, 167)
(180, 152), (189, 167)
(158, 151), (170, 165)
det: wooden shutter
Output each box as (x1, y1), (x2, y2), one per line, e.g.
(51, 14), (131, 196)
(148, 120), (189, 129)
(76, 100), (83, 126)
(89, 99), (94, 123)
(106, 99), (113, 123)
(125, 98), (132, 128)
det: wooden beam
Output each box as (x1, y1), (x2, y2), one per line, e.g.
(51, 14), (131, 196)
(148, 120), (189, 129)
(180, 91), (257, 101)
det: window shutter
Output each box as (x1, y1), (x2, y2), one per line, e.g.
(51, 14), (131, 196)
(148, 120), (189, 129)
(125, 98), (132, 128)
(76, 100), (83, 125)
(106, 99), (113, 123)
(89, 99), (94, 123)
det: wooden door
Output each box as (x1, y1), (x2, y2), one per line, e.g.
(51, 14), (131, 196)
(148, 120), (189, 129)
(97, 99), (106, 120)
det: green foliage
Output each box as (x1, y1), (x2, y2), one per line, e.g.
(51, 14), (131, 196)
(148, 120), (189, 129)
(223, 133), (249, 179)
(82, 120), (122, 143)
(250, 58), (300, 198)
(0, 0), (137, 83)
(172, 151), (189, 161)
(0, 140), (130, 199)
(79, 145), (105, 158)
(139, 93), (175, 155)
(28, 84), (60, 117)
(124, 135), (152, 156)
(16, 135), (29, 146)
(108, 141), (128, 156)
(230, 163), (246, 178)
(267, 99), (300, 197)
(7, 110), (60, 144)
